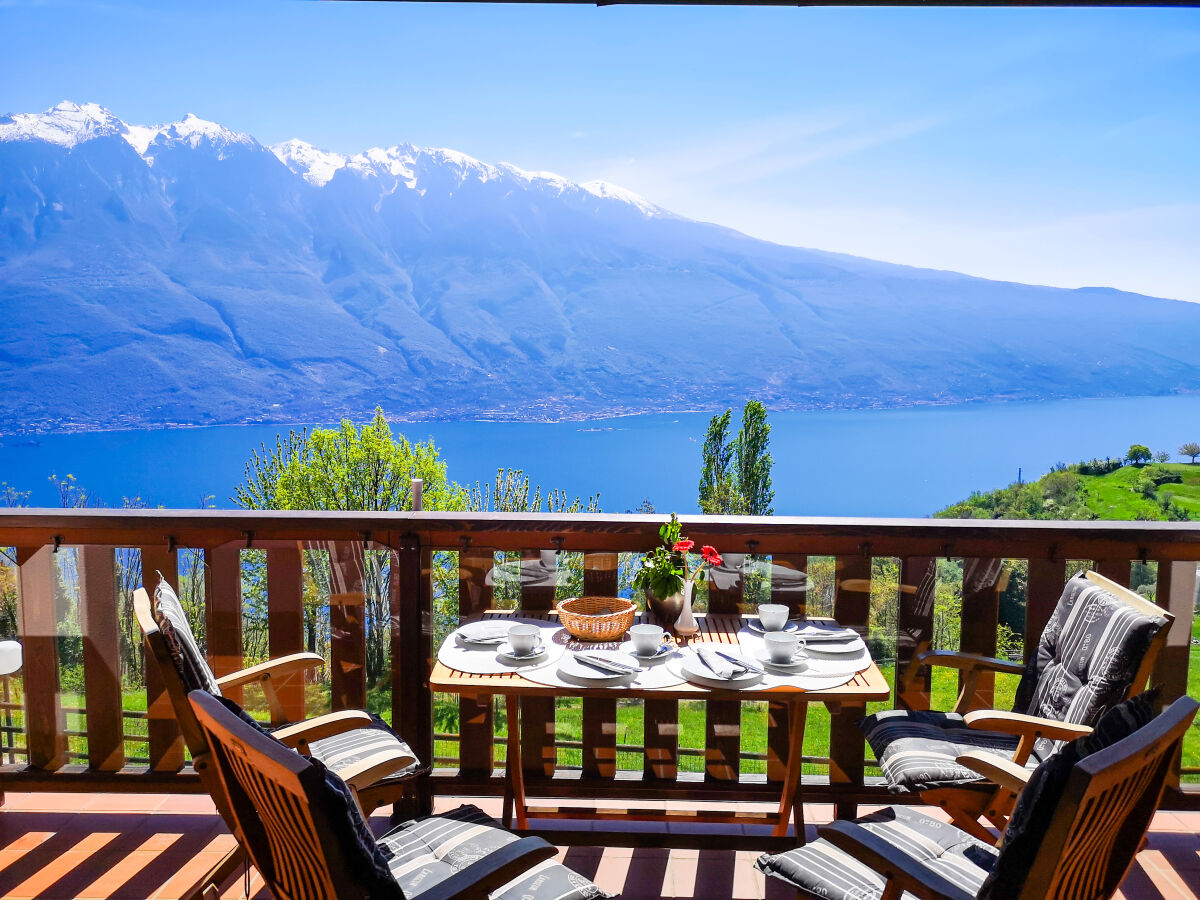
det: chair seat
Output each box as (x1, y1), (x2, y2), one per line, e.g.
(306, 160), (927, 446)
(379, 804), (610, 899)
(862, 709), (1048, 793)
(756, 806), (998, 900)
(305, 721), (423, 782)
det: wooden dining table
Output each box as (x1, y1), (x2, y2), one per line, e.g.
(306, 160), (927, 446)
(429, 610), (890, 840)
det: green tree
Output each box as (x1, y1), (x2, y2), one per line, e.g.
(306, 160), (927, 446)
(698, 401), (774, 516)
(234, 409), (469, 686)
(1180, 442), (1200, 464)
(698, 410), (739, 514)
(1125, 444), (1152, 466)
(1154, 450), (1171, 463)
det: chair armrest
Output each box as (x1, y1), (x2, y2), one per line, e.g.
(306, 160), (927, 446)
(215, 652), (325, 690)
(911, 650), (1025, 676)
(818, 821), (976, 900)
(271, 710), (374, 751)
(339, 747), (419, 793)
(418, 836), (558, 900)
(955, 751), (1033, 795)
(963, 709), (1091, 742)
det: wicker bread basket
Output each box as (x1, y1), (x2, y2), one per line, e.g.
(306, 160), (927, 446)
(556, 596), (637, 642)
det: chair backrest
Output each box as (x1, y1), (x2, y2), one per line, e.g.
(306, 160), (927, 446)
(189, 689), (380, 900)
(1019, 695), (1198, 900)
(133, 586), (210, 758)
(1016, 570), (1172, 730)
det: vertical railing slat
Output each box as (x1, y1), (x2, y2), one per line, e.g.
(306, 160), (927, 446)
(205, 545), (244, 705)
(78, 546), (123, 771)
(582, 552), (619, 778)
(767, 554), (807, 782)
(141, 546), (183, 772)
(829, 554), (871, 819)
(327, 542), (367, 714)
(705, 556), (742, 781)
(17, 546), (66, 771)
(1094, 558), (1132, 586)
(520, 550), (557, 779)
(957, 558), (1003, 710)
(392, 539), (434, 816)
(267, 546), (307, 721)
(1025, 558), (1066, 665)
(1152, 560), (1198, 789)
(643, 564), (679, 779)
(896, 557), (936, 710)
(457, 549), (495, 780)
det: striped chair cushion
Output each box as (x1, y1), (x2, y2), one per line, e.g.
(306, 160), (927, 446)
(1013, 574), (1166, 758)
(153, 575), (221, 696)
(215, 696), (422, 782)
(861, 709), (1049, 793)
(756, 806), (998, 900)
(378, 804), (612, 899)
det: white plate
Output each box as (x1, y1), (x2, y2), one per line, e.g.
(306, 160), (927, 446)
(456, 620), (515, 646)
(496, 642), (547, 663)
(805, 639), (867, 657)
(676, 651), (763, 689)
(618, 639), (676, 661)
(559, 650), (642, 682)
(794, 624), (860, 643)
(745, 619), (800, 635)
(755, 649), (811, 672)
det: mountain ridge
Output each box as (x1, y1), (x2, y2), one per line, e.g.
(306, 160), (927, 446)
(1, 101), (1198, 434)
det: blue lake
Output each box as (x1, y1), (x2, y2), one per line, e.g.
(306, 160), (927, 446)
(1, 395), (1198, 516)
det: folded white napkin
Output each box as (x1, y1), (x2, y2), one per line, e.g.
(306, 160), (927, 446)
(457, 621), (514, 643)
(696, 645), (749, 680)
(795, 623), (859, 643)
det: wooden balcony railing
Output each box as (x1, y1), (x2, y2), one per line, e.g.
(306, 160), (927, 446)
(0, 509), (1197, 817)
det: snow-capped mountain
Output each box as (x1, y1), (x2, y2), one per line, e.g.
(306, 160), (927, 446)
(1, 101), (1198, 432)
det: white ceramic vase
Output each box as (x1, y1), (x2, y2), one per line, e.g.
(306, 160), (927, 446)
(672, 580), (699, 636)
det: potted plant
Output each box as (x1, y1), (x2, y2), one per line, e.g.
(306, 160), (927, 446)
(633, 513), (723, 635)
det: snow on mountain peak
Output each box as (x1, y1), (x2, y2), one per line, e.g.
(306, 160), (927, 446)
(150, 113), (255, 155)
(580, 181), (661, 216)
(0, 101), (126, 148)
(270, 139), (348, 186)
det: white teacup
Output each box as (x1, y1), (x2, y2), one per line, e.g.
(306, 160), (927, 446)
(507, 623), (540, 656)
(765, 631), (807, 667)
(629, 623), (665, 656)
(758, 603), (790, 632)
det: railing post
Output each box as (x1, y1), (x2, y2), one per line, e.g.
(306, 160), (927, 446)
(1153, 560), (1197, 790)
(266, 545), (307, 721)
(326, 542), (367, 714)
(896, 557), (936, 710)
(16, 546), (66, 771)
(1025, 558), (1066, 663)
(582, 552), (619, 779)
(958, 558), (1003, 709)
(768, 554), (808, 782)
(829, 554), (871, 819)
(141, 545), (184, 772)
(520, 550), (557, 780)
(457, 548), (495, 781)
(392, 533), (433, 815)
(205, 544), (244, 705)
(706, 553), (743, 782)
(78, 546), (123, 771)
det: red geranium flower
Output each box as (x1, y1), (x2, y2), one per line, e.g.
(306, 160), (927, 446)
(700, 545), (723, 567)
(672, 539), (695, 553)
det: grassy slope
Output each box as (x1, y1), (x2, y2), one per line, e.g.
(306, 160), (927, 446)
(1080, 462), (1200, 519)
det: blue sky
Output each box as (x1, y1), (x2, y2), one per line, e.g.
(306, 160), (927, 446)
(4, 1), (1198, 301)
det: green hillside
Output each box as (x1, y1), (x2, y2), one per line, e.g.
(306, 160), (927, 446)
(937, 461), (1198, 521)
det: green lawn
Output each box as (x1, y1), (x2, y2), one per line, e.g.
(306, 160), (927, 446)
(1082, 462), (1200, 519)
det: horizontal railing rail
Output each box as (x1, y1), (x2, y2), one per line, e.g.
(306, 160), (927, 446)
(0, 509), (1196, 821)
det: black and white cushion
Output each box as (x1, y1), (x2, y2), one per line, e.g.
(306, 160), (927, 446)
(154, 575), (222, 696)
(756, 806), (999, 900)
(378, 804), (611, 899)
(861, 574), (1166, 793)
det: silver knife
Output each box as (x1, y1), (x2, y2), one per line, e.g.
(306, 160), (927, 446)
(715, 648), (763, 675)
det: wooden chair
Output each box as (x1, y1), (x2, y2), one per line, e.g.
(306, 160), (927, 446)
(863, 570), (1172, 841)
(760, 694), (1199, 900)
(188, 689), (612, 900)
(135, 582), (427, 898)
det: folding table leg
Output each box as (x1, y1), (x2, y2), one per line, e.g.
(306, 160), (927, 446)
(773, 698), (808, 839)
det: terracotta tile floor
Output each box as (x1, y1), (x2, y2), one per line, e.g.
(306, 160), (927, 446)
(1, 792), (1197, 899)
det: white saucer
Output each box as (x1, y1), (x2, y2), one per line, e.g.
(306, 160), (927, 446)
(805, 638), (867, 657)
(674, 652), (763, 689)
(755, 649), (810, 672)
(618, 640), (675, 661)
(497, 642), (547, 663)
(559, 650), (641, 683)
(745, 619), (799, 635)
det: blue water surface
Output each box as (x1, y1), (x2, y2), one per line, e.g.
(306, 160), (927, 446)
(0, 395), (1197, 516)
